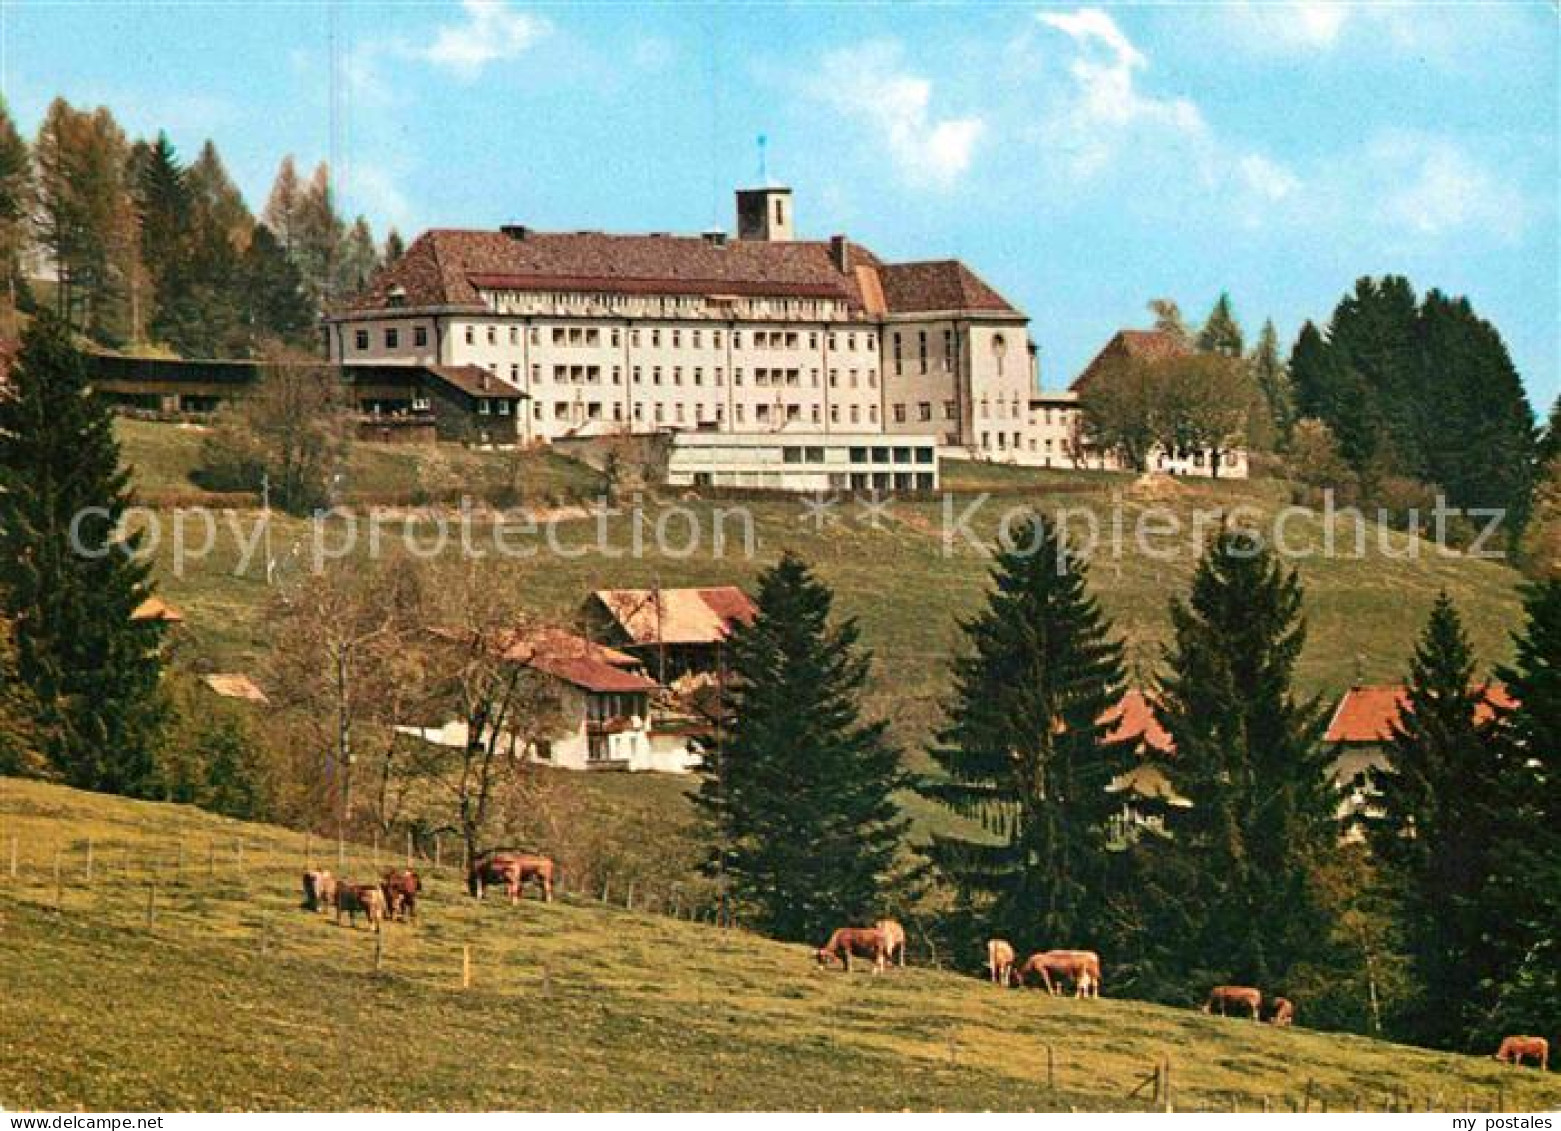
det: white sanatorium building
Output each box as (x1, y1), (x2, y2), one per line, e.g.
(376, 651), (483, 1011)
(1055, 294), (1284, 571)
(327, 185), (1245, 480)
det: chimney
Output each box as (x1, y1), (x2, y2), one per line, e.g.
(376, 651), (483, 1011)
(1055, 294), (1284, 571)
(830, 235), (850, 273)
(500, 223), (530, 241)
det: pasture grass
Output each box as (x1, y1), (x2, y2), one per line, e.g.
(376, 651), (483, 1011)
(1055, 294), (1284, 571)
(1, 778), (1556, 1112)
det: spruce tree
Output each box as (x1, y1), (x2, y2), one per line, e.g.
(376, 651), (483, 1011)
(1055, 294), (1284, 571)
(0, 97), (30, 317)
(1485, 581), (1561, 1040)
(698, 552), (905, 942)
(0, 311), (165, 793)
(922, 513), (1129, 952)
(238, 225), (313, 349)
(1249, 319), (1293, 446)
(1368, 593), (1510, 1048)
(1153, 528), (1333, 990)
(1196, 292), (1244, 357)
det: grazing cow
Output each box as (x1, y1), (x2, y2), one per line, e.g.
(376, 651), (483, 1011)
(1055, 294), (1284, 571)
(1264, 997), (1295, 1027)
(301, 870), (336, 913)
(876, 919), (907, 967)
(1494, 1036), (1549, 1070)
(467, 852), (555, 904)
(814, 927), (888, 974)
(335, 882), (387, 931)
(1203, 985), (1263, 1019)
(1017, 950), (1102, 998)
(986, 939), (1017, 987)
(381, 869), (421, 922)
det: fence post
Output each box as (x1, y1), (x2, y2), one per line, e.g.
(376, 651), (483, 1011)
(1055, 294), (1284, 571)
(236, 839), (245, 874)
(259, 912), (269, 957)
(304, 831), (312, 870)
(52, 850), (62, 911)
(601, 878), (611, 905)
(1045, 1045), (1055, 1090)
(85, 837), (93, 881)
(9, 833), (17, 880)
(434, 834), (442, 871)
(374, 930), (384, 973)
(145, 881), (156, 928)
(406, 829), (414, 868)
(207, 839), (215, 878)
(461, 944), (471, 989)
(625, 880), (635, 910)
(176, 839), (185, 881)
(1161, 1057), (1172, 1113)
(1301, 1078), (1315, 1114)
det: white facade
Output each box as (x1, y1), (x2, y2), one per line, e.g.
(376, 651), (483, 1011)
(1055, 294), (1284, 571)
(666, 431), (940, 492)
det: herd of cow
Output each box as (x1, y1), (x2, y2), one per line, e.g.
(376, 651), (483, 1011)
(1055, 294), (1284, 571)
(292, 860), (1550, 1072)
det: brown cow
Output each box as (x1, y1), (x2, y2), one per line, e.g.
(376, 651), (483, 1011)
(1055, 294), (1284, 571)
(1203, 985), (1263, 1019)
(1018, 950), (1102, 998)
(986, 939), (1017, 987)
(467, 852), (555, 904)
(301, 870), (336, 913)
(381, 869), (421, 922)
(1495, 1036), (1549, 1070)
(815, 927), (887, 974)
(335, 882), (387, 931)
(876, 919), (907, 967)
(1264, 996), (1295, 1027)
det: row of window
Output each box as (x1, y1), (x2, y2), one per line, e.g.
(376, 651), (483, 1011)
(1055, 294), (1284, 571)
(524, 363), (882, 389)
(531, 401), (887, 427)
(485, 289), (850, 323)
(350, 322), (883, 355)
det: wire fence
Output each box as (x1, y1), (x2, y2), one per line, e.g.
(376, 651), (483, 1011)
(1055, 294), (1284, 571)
(0, 822), (1537, 1114)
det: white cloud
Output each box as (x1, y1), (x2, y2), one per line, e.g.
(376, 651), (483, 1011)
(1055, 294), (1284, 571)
(812, 42), (985, 190)
(1371, 136), (1527, 243)
(424, 0), (548, 80)
(1223, 1), (1351, 51)
(1035, 7), (1298, 225)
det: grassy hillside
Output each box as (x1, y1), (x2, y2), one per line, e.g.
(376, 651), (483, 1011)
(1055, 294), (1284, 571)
(1, 778), (1555, 1112)
(117, 418), (603, 505)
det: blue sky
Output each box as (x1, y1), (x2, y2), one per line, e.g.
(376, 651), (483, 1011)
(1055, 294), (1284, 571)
(3, 1), (1556, 408)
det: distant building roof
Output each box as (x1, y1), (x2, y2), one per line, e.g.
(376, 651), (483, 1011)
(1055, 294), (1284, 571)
(336, 229), (1022, 320)
(591, 587), (758, 647)
(200, 673), (269, 704)
(131, 596), (185, 624)
(1324, 683), (1516, 745)
(501, 626), (658, 694)
(1103, 688), (1175, 756)
(423, 364), (526, 401)
(1071, 329), (1191, 393)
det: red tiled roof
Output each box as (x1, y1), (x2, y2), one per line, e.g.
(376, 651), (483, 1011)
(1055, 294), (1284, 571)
(1070, 329), (1191, 392)
(593, 586), (757, 646)
(338, 229), (1019, 319)
(529, 653), (658, 694)
(1102, 688), (1174, 756)
(500, 626), (640, 668)
(201, 673), (269, 704)
(1324, 683), (1516, 745)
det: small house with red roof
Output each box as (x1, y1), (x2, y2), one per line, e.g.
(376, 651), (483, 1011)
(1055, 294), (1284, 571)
(583, 585), (757, 682)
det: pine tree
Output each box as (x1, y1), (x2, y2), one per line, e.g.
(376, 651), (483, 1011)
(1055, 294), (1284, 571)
(1249, 319), (1293, 446)
(1415, 291), (1536, 541)
(32, 99), (138, 342)
(1196, 292), (1244, 357)
(383, 228), (406, 265)
(0, 312), (165, 793)
(338, 215), (380, 297)
(128, 132), (195, 349)
(1152, 529), (1334, 990)
(0, 97), (30, 319)
(237, 224), (313, 349)
(1368, 593), (1510, 1048)
(1484, 581), (1561, 1041)
(262, 156), (303, 255)
(697, 552), (906, 942)
(922, 513), (1129, 952)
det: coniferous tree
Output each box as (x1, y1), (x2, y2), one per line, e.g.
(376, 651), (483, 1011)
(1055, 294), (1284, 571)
(129, 132), (195, 348)
(1289, 319), (1379, 473)
(1330, 275), (1422, 474)
(923, 514), (1129, 952)
(32, 99), (138, 342)
(0, 97), (30, 318)
(1368, 593), (1511, 1048)
(1151, 529), (1333, 991)
(1485, 581), (1561, 1041)
(1250, 319), (1293, 446)
(262, 156), (303, 255)
(187, 141), (252, 249)
(698, 552), (905, 943)
(1196, 292), (1244, 357)
(383, 228), (405, 265)
(293, 162), (345, 311)
(338, 215), (380, 297)
(237, 224), (314, 349)
(0, 312), (164, 793)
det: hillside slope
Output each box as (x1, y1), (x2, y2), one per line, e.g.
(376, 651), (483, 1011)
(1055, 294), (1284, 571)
(2, 778), (1555, 1112)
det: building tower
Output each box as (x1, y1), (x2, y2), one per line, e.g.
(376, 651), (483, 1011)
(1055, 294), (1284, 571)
(735, 186), (793, 242)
